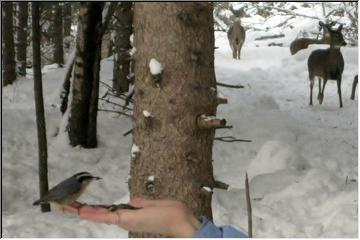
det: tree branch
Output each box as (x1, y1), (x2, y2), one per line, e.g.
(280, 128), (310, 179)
(214, 136), (252, 142)
(217, 82), (244, 89)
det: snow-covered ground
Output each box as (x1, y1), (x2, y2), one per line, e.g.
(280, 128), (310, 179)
(3, 32), (358, 237)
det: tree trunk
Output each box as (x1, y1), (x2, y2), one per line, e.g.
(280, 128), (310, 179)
(63, 2), (72, 37)
(32, 2), (51, 213)
(130, 3), (216, 237)
(113, 2), (133, 94)
(68, 2), (104, 148)
(2, 2), (17, 86)
(17, 2), (28, 76)
(53, 3), (64, 66)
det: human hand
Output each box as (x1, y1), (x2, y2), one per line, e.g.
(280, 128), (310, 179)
(62, 199), (201, 237)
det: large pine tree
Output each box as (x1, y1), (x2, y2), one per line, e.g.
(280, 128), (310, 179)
(130, 3), (218, 237)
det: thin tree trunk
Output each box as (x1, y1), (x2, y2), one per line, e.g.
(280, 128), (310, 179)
(63, 2), (72, 37)
(130, 3), (216, 237)
(3, 2), (17, 86)
(53, 3), (64, 66)
(68, 2), (104, 148)
(32, 2), (51, 213)
(17, 2), (28, 76)
(113, 2), (133, 94)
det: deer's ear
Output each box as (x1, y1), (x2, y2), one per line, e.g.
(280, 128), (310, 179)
(338, 24), (343, 31)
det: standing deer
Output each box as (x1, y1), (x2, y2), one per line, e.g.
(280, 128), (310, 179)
(227, 6), (246, 60)
(307, 22), (347, 108)
(228, 22), (246, 59)
(290, 22), (335, 55)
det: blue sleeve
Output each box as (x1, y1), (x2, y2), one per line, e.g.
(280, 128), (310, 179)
(193, 216), (248, 238)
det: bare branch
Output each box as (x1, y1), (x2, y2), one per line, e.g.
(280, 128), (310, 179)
(123, 128), (133, 136)
(214, 136), (252, 142)
(98, 108), (132, 117)
(213, 180), (229, 190)
(217, 82), (244, 89)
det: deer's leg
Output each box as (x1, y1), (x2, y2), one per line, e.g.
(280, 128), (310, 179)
(319, 78), (327, 105)
(317, 78), (322, 101)
(309, 77), (314, 106)
(337, 78), (343, 108)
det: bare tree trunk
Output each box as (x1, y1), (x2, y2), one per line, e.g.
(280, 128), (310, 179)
(63, 2), (72, 37)
(68, 2), (104, 148)
(17, 2), (28, 76)
(32, 2), (51, 213)
(2, 2), (17, 86)
(53, 2), (64, 66)
(113, 2), (133, 94)
(130, 3), (216, 237)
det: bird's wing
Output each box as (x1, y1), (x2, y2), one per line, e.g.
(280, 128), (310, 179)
(42, 179), (81, 202)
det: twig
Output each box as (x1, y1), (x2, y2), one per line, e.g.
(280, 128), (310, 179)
(245, 172), (252, 238)
(213, 180), (229, 190)
(214, 136), (252, 142)
(123, 128), (133, 136)
(98, 108), (132, 117)
(99, 98), (133, 111)
(217, 82), (244, 89)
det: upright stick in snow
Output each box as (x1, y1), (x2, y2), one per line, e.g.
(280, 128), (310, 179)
(32, 2), (51, 212)
(245, 172), (252, 237)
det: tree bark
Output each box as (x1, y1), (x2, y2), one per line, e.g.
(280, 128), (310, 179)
(32, 2), (51, 212)
(17, 2), (28, 76)
(113, 2), (133, 94)
(130, 3), (216, 237)
(53, 2), (64, 66)
(2, 2), (17, 86)
(68, 2), (104, 148)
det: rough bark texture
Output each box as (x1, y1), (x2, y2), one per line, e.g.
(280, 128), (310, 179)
(3, 2), (17, 86)
(17, 2), (28, 76)
(113, 2), (133, 94)
(130, 3), (216, 237)
(53, 3), (64, 66)
(63, 2), (72, 37)
(68, 3), (103, 148)
(32, 2), (51, 212)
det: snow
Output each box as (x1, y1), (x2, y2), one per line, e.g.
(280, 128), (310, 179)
(143, 110), (152, 118)
(149, 58), (163, 75)
(131, 144), (140, 158)
(2, 8), (358, 238)
(202, 186), (213, 192)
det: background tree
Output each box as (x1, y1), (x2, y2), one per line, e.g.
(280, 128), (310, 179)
(2, 2), (17, 86)
(67, 2), (104, 148)
(130, 3), (219, 237)
(112, 2), (133, 94)
(53, 2), (64, 66)
(63, 2), (72, 38)
(32, 1), (51, 213)
(16, 2), (29, 76)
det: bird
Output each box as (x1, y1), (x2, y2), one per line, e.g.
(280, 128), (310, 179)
(33, 171), (101, 206)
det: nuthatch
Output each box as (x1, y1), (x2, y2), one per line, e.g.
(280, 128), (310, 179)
(33, 172), (101, 206)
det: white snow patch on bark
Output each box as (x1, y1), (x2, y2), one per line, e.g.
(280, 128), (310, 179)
(143, 110), (152, 117)
(131, 144), (140, 158)
(149, 59), (163, 75)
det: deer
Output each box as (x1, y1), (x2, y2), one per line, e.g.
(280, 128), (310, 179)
(307, 21), (347, 108)
(227, 6), (246, 60)
(290, 21), (335, 55)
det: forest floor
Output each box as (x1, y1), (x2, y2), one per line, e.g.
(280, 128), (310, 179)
(2, 33), (358, 237)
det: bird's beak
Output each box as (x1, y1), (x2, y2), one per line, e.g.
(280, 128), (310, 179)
(93, 176), (102, 180)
